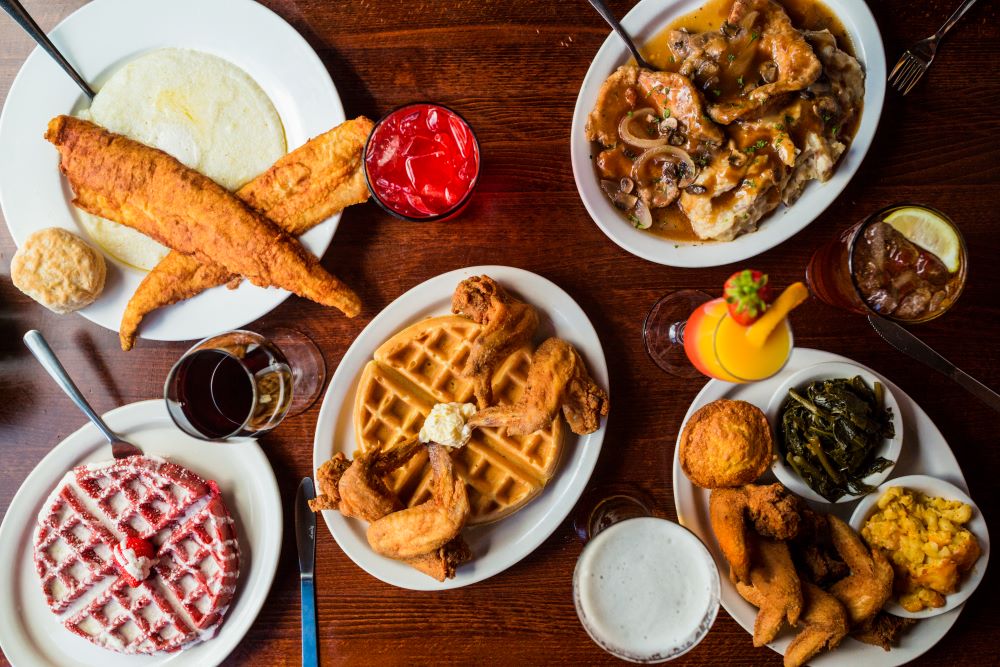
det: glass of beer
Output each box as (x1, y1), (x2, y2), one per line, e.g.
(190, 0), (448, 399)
(164, 328), (325, 440)
(807, 204), (967, 323)
(572, 491), (720, 663)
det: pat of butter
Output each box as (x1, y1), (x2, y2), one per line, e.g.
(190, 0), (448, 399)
(419, 402), (477, 449)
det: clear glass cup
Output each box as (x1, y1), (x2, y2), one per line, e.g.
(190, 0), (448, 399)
(164, 328), (325, 440)
(806, 203), (968, 323)
(572, 487), (720, 663)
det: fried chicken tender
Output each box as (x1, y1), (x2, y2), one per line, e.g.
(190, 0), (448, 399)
(118, 117), (373, 350)
(467, 337), (609, 436)
(827, 515), (894, 627)
(367, 443), (471, 560)
(735, 536), (803, 647)
(45, 115), (362, 324)
(710, 483), (801, 583)
(452, 276), (539, 407)
(784, 582), (848, 667)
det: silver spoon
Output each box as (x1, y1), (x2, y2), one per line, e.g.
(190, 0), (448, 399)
(0, 0), (95, 99)
(24, 330), (142, 458)
(586, 0), (654, 70)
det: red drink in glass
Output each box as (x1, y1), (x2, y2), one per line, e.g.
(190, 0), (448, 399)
(364, 103), (480, 221)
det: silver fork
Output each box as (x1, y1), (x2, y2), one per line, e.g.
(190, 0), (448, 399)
(24, 330), (143, 459)
(888, 0), (978, 95)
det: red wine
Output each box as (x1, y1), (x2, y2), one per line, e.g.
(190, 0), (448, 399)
(168, 349), (255, 439)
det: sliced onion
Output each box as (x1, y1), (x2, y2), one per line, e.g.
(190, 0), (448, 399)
(618, 108), (668, 149)
(631, 145), (698, 188)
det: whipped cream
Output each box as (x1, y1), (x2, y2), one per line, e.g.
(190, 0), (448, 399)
(113, 540), (157, 583)
(419, 402), (477, 448)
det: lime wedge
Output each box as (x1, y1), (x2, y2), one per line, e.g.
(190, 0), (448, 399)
(884, 207), (962, 272)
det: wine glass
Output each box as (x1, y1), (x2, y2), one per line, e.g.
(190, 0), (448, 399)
(164, 328), (325, 441)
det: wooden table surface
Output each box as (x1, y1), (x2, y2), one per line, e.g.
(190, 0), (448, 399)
(2, 0), (998, 664)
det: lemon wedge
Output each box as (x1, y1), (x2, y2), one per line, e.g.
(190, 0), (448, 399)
(884, 207), (962, 272)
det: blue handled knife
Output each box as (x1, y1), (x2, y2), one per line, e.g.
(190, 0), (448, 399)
(296, 478), (318, 667)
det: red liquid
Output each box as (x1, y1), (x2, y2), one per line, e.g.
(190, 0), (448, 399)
(167, 349), (255, 439)
(365, 104), (480, 219)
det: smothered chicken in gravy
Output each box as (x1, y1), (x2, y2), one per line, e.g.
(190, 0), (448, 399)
(586, 0), (864, 242)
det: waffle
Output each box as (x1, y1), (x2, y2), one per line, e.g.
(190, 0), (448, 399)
(353, 315), (565, 525)
(33, 456), (239, 654)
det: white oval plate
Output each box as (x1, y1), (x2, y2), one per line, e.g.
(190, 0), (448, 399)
(850, 474), (990, 619)
(571, 0), (886, 267)
(0, 400), (282, 667)
(673, 349), (973, 666)
(312, 265), (609, 590)
(0, 0), (345, 342)
(766, 360), (904, 504)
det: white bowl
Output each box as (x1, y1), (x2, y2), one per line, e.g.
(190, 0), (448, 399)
(570, 0), (886, 267)
(767, 361), (902, 504)
(849, 474), (990, 619)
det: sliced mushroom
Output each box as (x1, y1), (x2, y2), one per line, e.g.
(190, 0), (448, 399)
(631, 199), (653, 229)
(619, 177), (635, 194)
(612, 191), (639, 210)
(685, 184), (708, 195)
(759, 60), (779, 84)
(658, 117), (679, 133)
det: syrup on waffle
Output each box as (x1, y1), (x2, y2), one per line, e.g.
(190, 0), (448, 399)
(354, 315), (565, 525)
(33, 455), (239, 654)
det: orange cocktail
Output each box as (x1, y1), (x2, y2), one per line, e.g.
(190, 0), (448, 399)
(683, 298), (792, 382)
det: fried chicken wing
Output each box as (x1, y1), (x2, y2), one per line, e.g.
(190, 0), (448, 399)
(851, 612), (916, 651)
(746, 483), (802, 541)
(467, 337), (609, 436)
(119, 116), (373, 350)
(311, 441), (472, 581)
(46, 115), (362, 324)
(735, 536), (803, 647)
(827, 515), (894, 627)
(784, 582), (848, 667)
(366, 443), (471, 560)
(452, 276), (539, 407)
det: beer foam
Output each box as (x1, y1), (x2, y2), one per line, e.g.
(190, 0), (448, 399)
(574, 517), (719, 662)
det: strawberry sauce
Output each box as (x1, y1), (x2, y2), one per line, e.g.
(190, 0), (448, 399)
(365, 103), (480, 220)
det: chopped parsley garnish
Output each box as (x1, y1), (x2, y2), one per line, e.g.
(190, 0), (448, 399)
(774, 122), (785, 131)
(743, 139), (768, 155)
(627, 214), (641, 227)
(712, 89), (721, 97)
(784, 114), (795, 126)
(831, 125), (841, 136)
(727, 53), (736, 63)
(662, 109), (671, 119)
(749, 30), (760, 42)
(737, 76), (744, 87)
(627, 110), (633, 117)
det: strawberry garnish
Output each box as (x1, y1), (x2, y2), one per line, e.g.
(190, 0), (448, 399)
(111, 536), (157, 587)
(723, 270), (773, 326)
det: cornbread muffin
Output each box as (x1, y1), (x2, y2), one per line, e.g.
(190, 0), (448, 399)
(680, 399), (772, 488)
(11, 228), (106, 313)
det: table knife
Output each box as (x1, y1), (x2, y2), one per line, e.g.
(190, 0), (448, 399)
(296, 478), (318, 667)
(868, 315), (1000, 414)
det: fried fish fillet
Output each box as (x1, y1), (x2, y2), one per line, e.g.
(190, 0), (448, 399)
(45, 115), (364, 332)
(117, 116), (374, 349)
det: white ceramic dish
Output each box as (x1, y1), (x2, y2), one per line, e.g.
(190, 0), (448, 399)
(766, 360), (903, 504)
(0, 400), (282, 667)
(673, 348), (972, 666)
(570, 0), (886, 267)
(0, 0), (345, 342)
(312, 265), (609, 590)
(849, 474), (990, 619)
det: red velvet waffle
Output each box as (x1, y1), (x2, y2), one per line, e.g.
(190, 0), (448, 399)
(33, 456), (240, 654)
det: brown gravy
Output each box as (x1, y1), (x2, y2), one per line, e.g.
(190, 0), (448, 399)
(597, 0), (859, 243)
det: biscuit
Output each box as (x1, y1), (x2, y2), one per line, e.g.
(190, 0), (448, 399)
(11, 228), (106, 314)
(680, 399), (772, 489)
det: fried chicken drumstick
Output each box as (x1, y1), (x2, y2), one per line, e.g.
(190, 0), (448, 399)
(118, 116), (373, 350)
(468, 337), (609, 436)
(46, 115), (362, 328)
(452, 276), (539, 407)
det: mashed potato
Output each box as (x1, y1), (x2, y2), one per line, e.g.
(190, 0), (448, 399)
(861, 486), (981, 612)
(77, 48), (286, 270)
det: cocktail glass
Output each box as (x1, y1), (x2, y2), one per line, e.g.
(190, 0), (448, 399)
(643, 290), (793, 382)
